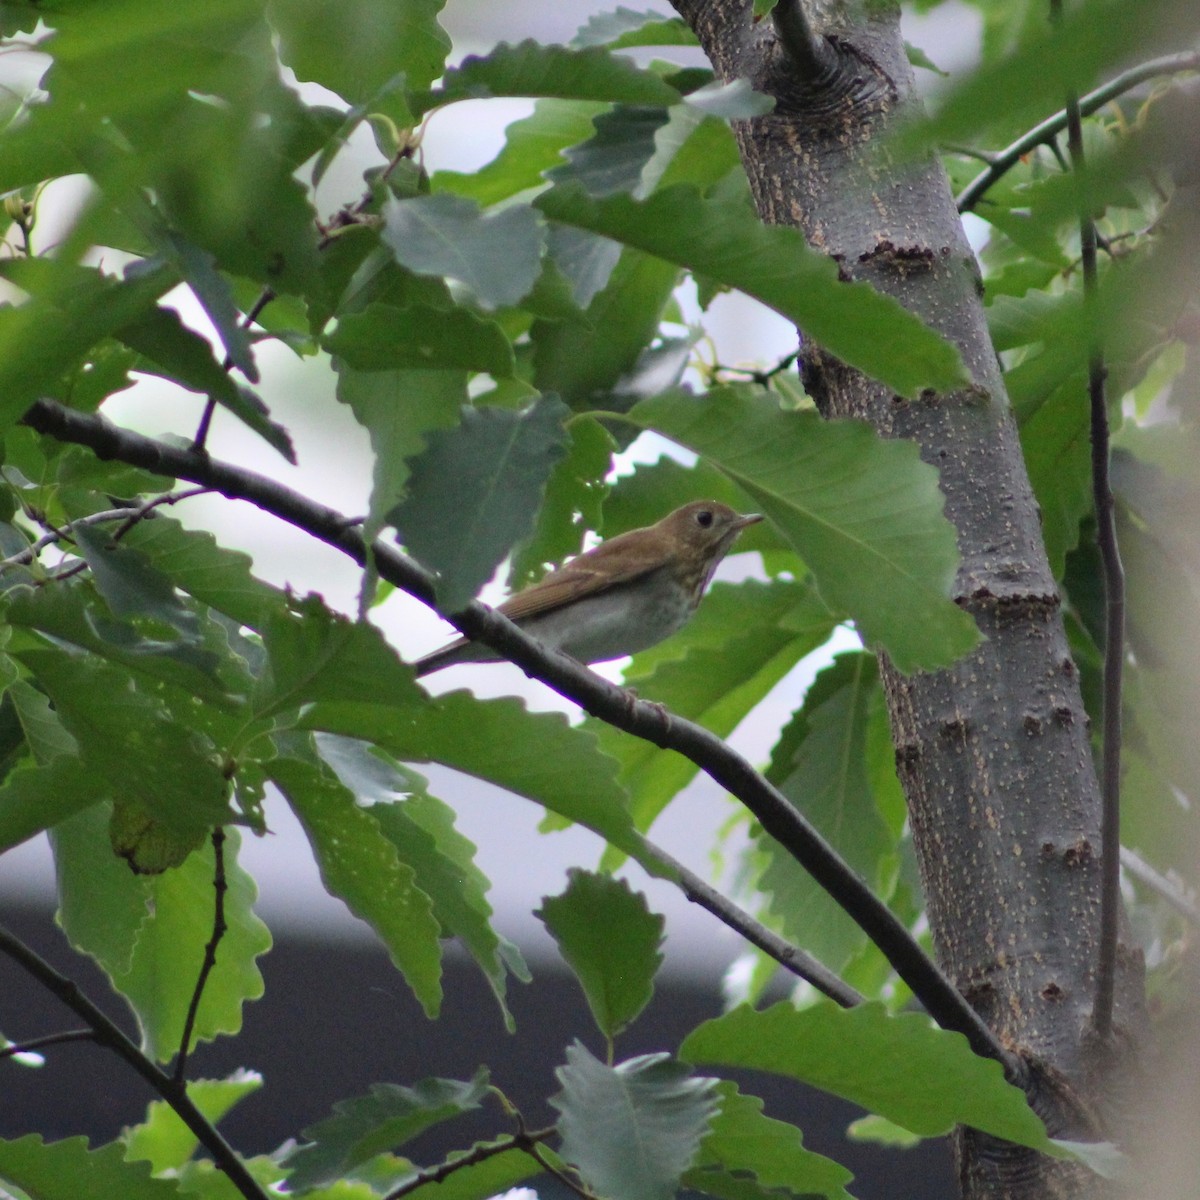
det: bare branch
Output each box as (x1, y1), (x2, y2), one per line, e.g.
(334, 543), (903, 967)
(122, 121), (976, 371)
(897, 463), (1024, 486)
(771, 0), (841, 88)
(21, 399), (1022, 1080)
(1120, 847), (1200, 926)
(0, 1028), (94, 1060)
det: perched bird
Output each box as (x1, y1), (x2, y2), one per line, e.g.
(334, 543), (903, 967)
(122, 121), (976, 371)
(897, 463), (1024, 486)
(414, 500), (762, 677)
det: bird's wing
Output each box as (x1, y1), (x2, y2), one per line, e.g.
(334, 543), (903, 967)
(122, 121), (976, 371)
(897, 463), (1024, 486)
(496, 533), (667, 623)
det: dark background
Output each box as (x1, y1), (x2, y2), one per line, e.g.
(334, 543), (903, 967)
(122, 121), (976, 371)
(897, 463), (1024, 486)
(1, 900), (957, 1198)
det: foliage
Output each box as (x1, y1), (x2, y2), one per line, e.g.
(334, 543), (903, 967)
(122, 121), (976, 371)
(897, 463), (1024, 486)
(0, 0), (1197, 1197)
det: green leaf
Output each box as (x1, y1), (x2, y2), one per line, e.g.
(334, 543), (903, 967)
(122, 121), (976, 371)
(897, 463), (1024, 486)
(682, 1002), (1054, 1150)
(550, 104), (672, 199)
(324, 302), (515, 377)
(417, 40), (683, 114)
(19, 652), (229, 838)
(904, 41), (947, 76)
(536, 183), (967, 397)
(624, 387), (980, 671)
(0, 1136), (182, 1200)
(269, 743), (444, 1018)
(299, 691), (646, 864)
(572, 9), (698, 50)
(269, 0), (449, 102)
(73, 526), (197, 632)
(390, 395), (572, 612)
(552, 1042), (720, 1200)
(432, 99), (608, 207)
(125, 1072), (263, 1173)
(284, 1070), (490, 1194)
(532, 248), (681, 408)
(537, 870), (664, 1040)
(687, 1081), (854, 1200)
(115, 515), (283, 632)
(334, 363), (465, 542)
(0, 755), (105, 854)
(756, 652), (896, 968)
(508, 415), (615, 590)
(845, 1113), (924, 1148)
(0, 261), (175, 428)
(381, 194), (546, 311)
(59, 817), (269, 1062)
(52, 805), (153, 980)
(315, 734), (527, 1030)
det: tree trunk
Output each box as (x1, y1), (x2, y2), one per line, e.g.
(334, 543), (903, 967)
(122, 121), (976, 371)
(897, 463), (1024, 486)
(671, 1), (1148, 1194)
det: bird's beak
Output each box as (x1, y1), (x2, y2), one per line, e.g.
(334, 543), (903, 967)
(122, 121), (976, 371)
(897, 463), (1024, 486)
(734, 513), (764, 530)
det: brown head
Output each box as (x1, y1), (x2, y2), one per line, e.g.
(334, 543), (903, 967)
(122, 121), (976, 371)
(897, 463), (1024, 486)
(655, 500), (763, 596)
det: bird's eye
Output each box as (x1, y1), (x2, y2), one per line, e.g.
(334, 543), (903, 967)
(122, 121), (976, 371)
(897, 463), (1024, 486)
(695, 509), (714, 528)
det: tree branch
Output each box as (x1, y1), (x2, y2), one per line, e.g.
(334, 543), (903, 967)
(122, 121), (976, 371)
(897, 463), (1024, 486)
(771, 0), (841, 88)
(956, 51), (1200, 213)
(0, 1028), (95, 1060)
(21, 399), (1021, 1080)
(639, 840), (864, 1007)
(0, 923), (269, 1200)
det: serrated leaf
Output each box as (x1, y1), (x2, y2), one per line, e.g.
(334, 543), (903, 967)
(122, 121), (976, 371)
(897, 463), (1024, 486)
(0, 1136), (181, 1200)
(573, 8), (698, 50)
(549, 105), (672, 199)
(537, 870), (664, 1040)
(286, 1073), (489, 1195)
(536, 183), (967, 397)
(315, 733), (527, 1030)
(19, 652), (229, 837)
(381, 194), (546, 311)
(624, 387), (980, 671)
(334, 363), (465, 543)
(125, 1072), (263, 1173)
(682, 1002), (1054, 1150)
(73, 526), (197, 633)
(507, 415), (614, 589)
(756, 652), (896, 968)
(59, 818), (269, 1062)
(432, 98), (607, 207)
(115, 515), (283, 632)
(269, 744), (443, 1018)
(553, 1042), (720, 1200)
(417, 39), (683, 114)
(298, 691), (646, 864)
(390, 395), (571, 611)
(269, 0), (449, 103)
(532, 248), (681, 408)
(0, 756), (103, 854)
(688, 1080), (854, 1200)
(325, 302), (515, 377)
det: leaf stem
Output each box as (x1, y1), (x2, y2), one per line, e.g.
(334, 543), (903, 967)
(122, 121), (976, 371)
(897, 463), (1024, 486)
(0, 1028), (95, 1060)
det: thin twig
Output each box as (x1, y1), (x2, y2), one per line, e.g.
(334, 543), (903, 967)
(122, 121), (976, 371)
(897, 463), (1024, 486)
(381, 1133), (530, 1200)
(20, 399), (1023, 1082)
(174, 827), (229, 1083)
(1052, 0), (1125, 1043)
(644, 841), (863, 1007)
(1120, 847), (1200, 926)
(0, 488), (210, 572)
(0, 1028), (95, 1060)
(956, 51), (1200, 213)
(0, 923), (269, 1200)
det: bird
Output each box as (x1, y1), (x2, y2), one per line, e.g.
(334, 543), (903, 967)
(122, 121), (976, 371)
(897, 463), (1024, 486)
(414, 500), (762, 677)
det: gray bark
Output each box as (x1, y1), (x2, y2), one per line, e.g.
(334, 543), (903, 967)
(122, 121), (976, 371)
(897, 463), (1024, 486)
(670, 1), (1148, 1195)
